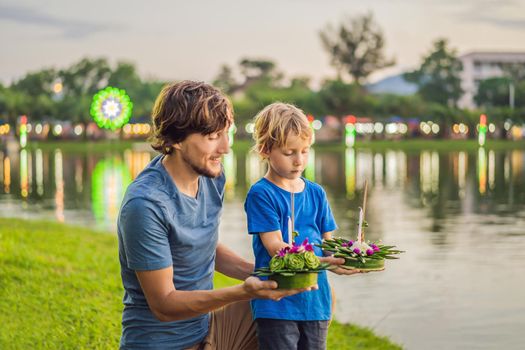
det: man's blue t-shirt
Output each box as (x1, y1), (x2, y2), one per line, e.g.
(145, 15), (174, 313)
(244, 177), (337, 321)
(117, 155), (225, 350)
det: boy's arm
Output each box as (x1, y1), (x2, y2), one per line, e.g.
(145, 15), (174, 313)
(136, 267), (315, 322)
(215, 243), (254, 280)
(259, 230), (290, 257)
(322, 231), (333, 246)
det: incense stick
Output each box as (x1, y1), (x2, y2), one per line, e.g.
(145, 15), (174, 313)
(290, 188), (295, 245)
(361, 180), (368, 242)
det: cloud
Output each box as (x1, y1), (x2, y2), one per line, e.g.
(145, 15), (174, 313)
(473, 16), (525, 30)
(0, 4), (119, 39)
(447, 0), (525, 30)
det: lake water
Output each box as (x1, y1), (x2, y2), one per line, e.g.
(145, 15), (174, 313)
(1, 144), (524, 349)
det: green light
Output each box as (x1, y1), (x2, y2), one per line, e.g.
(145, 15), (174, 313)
(90, 87), (133, 131)
(478, 114), (488, 146)
(345, 123), (356, 147)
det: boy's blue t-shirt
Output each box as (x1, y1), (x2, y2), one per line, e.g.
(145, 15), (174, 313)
(244, 177), (337, 321)
(117, 155), (225, 350)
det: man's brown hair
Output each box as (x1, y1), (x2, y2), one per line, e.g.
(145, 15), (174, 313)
(149, 81), (233, 154)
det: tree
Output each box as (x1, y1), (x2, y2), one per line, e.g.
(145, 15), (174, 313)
(237, 58), (283, 90)
(11, 69), (57, 96)
(59, 58), (111, 97)
(404, 39), (463, 107)
(317, 79), (373, 116)
(475, 77), (513, 108)
(214, 58), (284, 97)
(320, 13), (395, 85)
(107, 61), (142, 93)
(213, 64), (237, 94)
(500, 63), (525, 109)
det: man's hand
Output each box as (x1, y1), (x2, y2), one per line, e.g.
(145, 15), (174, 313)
(319, 256), (384, 275)
(242, 276), (317, 301)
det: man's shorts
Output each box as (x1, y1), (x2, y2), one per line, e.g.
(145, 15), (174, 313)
(185, 301), (257, 350)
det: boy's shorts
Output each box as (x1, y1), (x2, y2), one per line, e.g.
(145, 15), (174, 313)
(185, 301), (258, 350)
(256, 318), (329, 350)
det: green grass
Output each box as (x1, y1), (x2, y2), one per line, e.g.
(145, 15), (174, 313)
(329, 139), (525, 152)
(227, 138), (525, 154)
(0, 218), (402, 349)
(27, 140), (135, 153)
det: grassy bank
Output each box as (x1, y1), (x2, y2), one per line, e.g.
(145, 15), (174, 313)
(0, 218), (402, 349)
(26, 138), (525, 155)
(27, 140), (135, 153)
(315, 139), (525, 153)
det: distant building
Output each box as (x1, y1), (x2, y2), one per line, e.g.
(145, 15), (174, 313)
(458, 52), (525, 109)
(366, 74), (417, 95)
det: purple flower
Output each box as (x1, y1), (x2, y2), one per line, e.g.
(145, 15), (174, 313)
(289, 245), (300, 253)
(366, 249), (374, 256)
(278, 246), (290, 257)
(301, 238), (314, 252)
(342, 240), (353, 248)
(353, 248), (361, 255)
(371, 244), (380, 252)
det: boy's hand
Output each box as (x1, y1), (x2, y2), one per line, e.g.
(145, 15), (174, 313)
(242, 276), (317, 301)
(319, 256), (382, 275)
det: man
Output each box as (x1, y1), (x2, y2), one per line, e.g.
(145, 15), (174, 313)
(117, 81), (315, 350)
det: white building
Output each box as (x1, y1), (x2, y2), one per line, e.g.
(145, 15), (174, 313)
(458, 52), (525, 109)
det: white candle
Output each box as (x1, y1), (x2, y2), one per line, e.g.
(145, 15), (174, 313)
(357, 207), (364, 242)
(287, 216), (293, 244)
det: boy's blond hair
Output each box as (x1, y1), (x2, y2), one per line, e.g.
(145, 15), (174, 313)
(253, 102), (312, 155)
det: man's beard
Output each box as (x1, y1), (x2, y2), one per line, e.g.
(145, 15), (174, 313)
(181, 153), (221, 178)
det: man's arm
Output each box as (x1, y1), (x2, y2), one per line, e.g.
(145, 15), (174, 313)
(136, 267), (315, 322)
(215, 243), (253, 280)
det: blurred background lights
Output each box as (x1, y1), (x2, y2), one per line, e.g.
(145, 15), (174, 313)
(74, 124), (84, 136)
(311, 119), (322, 130)
(245, 122), (255, 134)
(52, 82), (63, 94)
(53, 124), (63, 136)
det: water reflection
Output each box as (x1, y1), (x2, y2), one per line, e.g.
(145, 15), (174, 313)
(478, 147), (487, 194)
(0, 145), (524, 349)
(345, 148), (355, 198)
(3, 154), (10, 193)
(54, 149), (64, 222)
(420, 150), (439, 197)
(246, 151), (265, 186)
(304, 148), (315, 181)
(0, 146), (523, 229)
(20, 149), (28, 198)
(91, 157), (132, 225)
(223, 152), (236, 200)
(36, 149), (44, 196)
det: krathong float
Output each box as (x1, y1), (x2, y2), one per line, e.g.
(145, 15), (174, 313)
(319, 180), (404, 271)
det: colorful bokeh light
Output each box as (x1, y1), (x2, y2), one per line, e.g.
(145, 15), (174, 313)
(90, 87), (133, 130)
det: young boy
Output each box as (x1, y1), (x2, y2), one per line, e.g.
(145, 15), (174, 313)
(244, 102), (341, 350)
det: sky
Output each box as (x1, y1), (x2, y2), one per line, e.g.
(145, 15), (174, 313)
(1, 0), (525, 87)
